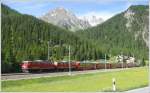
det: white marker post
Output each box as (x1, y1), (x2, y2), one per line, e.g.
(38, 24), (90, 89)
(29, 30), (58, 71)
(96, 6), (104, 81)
(112, 78), (116, 91)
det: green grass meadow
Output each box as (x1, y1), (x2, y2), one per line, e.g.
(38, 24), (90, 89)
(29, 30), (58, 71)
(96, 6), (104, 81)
(2, 67), (149, 92)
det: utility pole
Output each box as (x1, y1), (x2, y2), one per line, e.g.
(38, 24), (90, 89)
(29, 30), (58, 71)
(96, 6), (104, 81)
(47, 41), (50, 60)
(10, 27), (15, 62)
(105, 54), (107, 69)
(68, 45), (71, 75)
(121, 52), (123, 69)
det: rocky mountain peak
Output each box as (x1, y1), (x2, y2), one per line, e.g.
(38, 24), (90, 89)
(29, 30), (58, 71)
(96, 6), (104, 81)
(80, 15), (104, 26)
(40, 7), (104, 31)
(50, 7), (74, 16)
(40, 7), (91, 31)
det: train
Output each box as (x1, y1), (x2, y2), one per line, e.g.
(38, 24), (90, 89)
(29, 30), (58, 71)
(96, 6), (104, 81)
(21, 60), (139, 73)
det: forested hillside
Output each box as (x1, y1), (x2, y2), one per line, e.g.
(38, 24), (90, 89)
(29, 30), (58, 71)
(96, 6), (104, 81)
(76, 5), (149, 60)
(1, 4), (104, 73)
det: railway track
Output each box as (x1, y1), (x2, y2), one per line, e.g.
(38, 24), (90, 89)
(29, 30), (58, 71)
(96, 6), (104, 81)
(2, 73), (31, 76)
(2, 68), (130, 81)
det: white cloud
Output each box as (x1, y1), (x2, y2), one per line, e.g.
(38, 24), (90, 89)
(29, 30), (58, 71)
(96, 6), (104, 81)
(77, 11), (120, 21)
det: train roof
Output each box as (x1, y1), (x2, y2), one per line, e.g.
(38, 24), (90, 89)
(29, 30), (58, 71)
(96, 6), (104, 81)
(22, 60), (51, 63)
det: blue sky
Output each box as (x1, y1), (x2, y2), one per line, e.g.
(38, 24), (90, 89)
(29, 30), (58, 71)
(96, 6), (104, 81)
(2, 0), (148, 20)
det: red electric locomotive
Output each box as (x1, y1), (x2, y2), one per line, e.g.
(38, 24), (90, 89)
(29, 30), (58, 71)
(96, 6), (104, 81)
(21, 60), (55, 73)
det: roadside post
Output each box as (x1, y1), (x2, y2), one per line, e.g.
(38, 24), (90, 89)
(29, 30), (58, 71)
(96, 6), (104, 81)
(112, 78), (116, 91)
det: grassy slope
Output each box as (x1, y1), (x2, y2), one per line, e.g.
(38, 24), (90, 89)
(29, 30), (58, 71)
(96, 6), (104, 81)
(2, 67), (148, 92)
